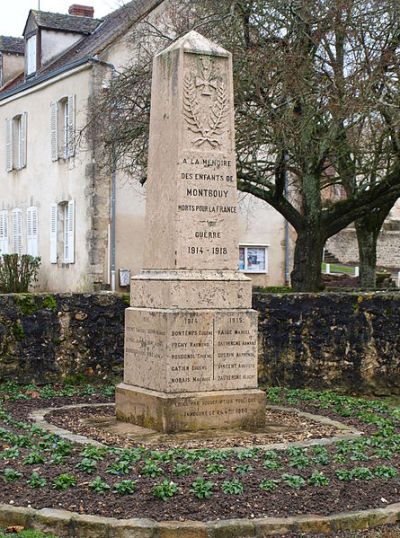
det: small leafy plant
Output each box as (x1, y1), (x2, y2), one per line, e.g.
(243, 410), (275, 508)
(206, 463), (226, 475)
(89, 476), (110, 493)
(153, 479), (178, 501)
(52, 473), (77, 490)
(76, 458), (98, 474)
(260, 479), (280, 492)
(190, 477), (214, 499)
(222, 478), (244, 495)
(173, 463), (193, 477)
(308, 471), (329, 486)
(141, 460), (164, 478)
(282, 473), (306, 489)
(3, 467), (23, 482)
(114, 479), (137, 495)
(27, 471), (47, 488)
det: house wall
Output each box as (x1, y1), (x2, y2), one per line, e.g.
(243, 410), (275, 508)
(41, 30), (83, 65)
(326, 228), (400, 269)
(0, 0), (288, 292)
(0, 65), (102, 292)
(100, 1), (287, 288)
(1, 54), (24, 86)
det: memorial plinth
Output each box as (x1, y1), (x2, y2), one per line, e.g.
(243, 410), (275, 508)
(116, 31), (265, 433)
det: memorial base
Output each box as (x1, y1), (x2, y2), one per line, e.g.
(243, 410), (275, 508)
(116, 383), (266, 433)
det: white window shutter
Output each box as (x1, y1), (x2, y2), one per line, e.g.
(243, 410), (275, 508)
(20, 112), (27, 168)
(26, 207), (38, 257)
(6, 118), (12, 172)
(50, 102), (58, 161)
(50, 204), (58, 263)
(67, 95), (75, 158)
(0, 210), (8, 255)
(67, 200), (75, 263)
(12, 208), (22, 255)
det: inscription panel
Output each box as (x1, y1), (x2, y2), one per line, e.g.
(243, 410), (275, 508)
(166, 311), (214, 393)
(174, 51), (238, 271)
(172, 392), (265, 430)
(213, 311), (258, 390)
(124, 309), (167, 391)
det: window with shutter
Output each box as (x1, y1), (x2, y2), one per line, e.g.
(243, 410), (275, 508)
(53, 95), (76, 160)
(50, 204), (58, 263)
(62, 200), (75, 264)
(26, 35), (37, 76)
(63, 203), (69, 263)
(0, 210), (8, 255)
(26, 207), (38, 257)
(19, 113), (27, 169)
(6, 114), (27, 171)
(67, 95), (75, 158)
(6, 118), (12, 172)
(11, 208), (22, 255)
(50, 102), (58, 161)
(67, 200), (75, 263)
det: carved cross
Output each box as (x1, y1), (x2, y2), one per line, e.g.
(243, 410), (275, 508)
(195, 58), (218, 96)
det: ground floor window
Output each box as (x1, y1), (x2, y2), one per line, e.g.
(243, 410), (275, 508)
(50, 200), (75, 264)
(239, 245), (268, 273)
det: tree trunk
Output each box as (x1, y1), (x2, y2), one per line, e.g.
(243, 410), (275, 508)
(354, 202), (394, 288)
(290, 228), (325, 292)
(355, 219), (379, 289)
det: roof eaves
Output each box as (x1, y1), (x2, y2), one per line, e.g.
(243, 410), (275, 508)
(0, 56), (92, 102)
(93, 0), (165, 57)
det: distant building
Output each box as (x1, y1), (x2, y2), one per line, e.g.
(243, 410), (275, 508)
(0, 1), (293, 291)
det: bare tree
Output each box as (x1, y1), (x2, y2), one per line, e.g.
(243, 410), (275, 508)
(88, 0), (400, 291)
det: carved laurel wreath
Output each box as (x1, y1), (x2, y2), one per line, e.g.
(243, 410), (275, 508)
(183, 72), (228, 148)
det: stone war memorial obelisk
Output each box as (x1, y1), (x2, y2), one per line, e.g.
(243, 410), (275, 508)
(116, 31), (265, 433)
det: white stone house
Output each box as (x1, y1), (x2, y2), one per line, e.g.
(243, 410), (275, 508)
(0, 1), (289, 292)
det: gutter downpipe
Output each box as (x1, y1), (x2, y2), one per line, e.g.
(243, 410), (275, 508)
(92, 57), (117, 291)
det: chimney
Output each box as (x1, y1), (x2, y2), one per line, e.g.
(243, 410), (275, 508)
(68, 4), (94, 17)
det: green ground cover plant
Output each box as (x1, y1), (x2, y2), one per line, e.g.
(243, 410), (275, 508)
(0, 382), (400, 528)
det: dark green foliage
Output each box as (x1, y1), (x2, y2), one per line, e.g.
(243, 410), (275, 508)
(0, 255), (41, 294)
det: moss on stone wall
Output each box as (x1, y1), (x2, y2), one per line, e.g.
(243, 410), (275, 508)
(253, 292), (400, 396)
(0, 291), (399, 394)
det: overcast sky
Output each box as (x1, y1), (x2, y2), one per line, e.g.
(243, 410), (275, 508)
(0, 1), (126, 37)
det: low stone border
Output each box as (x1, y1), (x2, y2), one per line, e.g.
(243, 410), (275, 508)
(29, 403), (363, 450)
(1, 502), (400, 537)
(29, 404), (112, 447)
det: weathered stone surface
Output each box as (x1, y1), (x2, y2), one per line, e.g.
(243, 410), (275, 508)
(1, 502), (400, 538)
(254, 292), (400, 394)
(123, 308), (258, 393)
(156, 521), (208, 538)
(143, 32), (238, 272)
(33, 508), (74, 536)
(116, 384), (265, 433)
(117, 30), (265, 433)
(131, 271), (251, 309)
(0, 292), (125, 384)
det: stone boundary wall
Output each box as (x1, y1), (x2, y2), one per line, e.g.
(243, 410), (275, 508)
(0, 293), (127, 384)
(326, 228), (400, 268)
(0, 292), (399, 394)
(254, 292), (400, 395)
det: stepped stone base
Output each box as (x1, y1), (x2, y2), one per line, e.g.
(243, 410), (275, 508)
(116, 383), (266, 433)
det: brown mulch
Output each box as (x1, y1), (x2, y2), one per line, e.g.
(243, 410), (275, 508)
(43, 404), (346, 449)
(0, 393), (399, 524)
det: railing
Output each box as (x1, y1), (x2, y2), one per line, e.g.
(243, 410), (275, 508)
(322, 262), (359, 277)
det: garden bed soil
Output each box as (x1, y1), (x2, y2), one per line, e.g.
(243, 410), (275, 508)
(42, 404), (346, 449)
(0, 388), (399, 524)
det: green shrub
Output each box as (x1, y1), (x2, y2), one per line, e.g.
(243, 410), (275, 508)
(0, 254), (41, 293)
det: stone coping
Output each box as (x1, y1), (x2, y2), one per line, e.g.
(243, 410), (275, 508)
(29, 403), (363, 450)
(1, 501), (400, 537)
